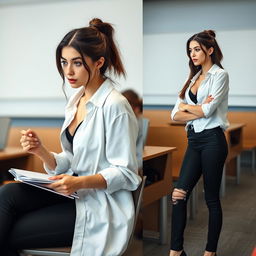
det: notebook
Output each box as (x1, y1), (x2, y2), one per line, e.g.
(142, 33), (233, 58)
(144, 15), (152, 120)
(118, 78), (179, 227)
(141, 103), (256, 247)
(9, 168), (79, 199)
(0, 117), (11, 150)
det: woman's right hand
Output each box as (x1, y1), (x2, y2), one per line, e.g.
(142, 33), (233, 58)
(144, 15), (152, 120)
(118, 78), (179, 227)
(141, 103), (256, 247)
(203, 95), (214, 104)
(20, 129), (42, 155)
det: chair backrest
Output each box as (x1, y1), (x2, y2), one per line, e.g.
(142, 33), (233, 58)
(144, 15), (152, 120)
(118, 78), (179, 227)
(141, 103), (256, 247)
(142, 118), (149, 147)
(0, 117), (11, 150)
(125, 175), (146, 251)
(21, 176), (146, 256)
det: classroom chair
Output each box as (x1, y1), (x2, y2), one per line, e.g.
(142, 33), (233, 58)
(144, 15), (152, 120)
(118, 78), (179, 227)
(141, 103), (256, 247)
(243, 143), (256, 174)
(20, 176), (146, 256)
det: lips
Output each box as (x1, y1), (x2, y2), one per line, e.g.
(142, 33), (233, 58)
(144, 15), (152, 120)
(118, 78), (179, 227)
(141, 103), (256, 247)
(192, 59), (198, 62)
(68, 79), (77, 84)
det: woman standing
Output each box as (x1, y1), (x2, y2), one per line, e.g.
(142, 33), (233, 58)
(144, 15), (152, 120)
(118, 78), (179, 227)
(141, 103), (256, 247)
(0, 18), (141, 256)
(170, 30), (229, 256)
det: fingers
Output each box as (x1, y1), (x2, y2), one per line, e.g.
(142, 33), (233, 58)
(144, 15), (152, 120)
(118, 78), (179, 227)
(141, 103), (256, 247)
(203, 95), (214, 104)
(46, 183), (69, 195)
(178, 103), (186, 111)
(172, 188), (187, 201)
(48, 180), (65, 190)
(20, 129), (39, 139)
(48, 174), (65, 180)
(48, 175), (68, 189)
(48, 181), (69, 195)
(47, 175), (76, 195)
(20, 139), (39, 151)
(20, 129), (40, 151)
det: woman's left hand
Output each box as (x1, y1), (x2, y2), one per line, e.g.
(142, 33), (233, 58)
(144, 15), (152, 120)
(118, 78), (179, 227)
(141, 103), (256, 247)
(178, 102), (187, 111)
(47, 174), (81, 196)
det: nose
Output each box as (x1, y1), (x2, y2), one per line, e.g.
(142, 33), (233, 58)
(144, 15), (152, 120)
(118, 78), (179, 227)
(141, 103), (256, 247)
(190, 50), (195, 57)
(66, 64), (74, 76)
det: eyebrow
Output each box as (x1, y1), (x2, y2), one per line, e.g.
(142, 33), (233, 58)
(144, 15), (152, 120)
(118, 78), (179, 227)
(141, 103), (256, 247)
(189, 46), (201, 50)
(61, 57), (82, 61)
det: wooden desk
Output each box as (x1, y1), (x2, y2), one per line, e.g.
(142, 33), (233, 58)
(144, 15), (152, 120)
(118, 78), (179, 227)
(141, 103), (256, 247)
(221, 123), (245, 196)
(142, 146), (176, 244)
(228, 112), (256, 174)
(146, 124), (186, 179)
(0, 147), (33, 184)
(146, 123), (245, 196)
(225, 123), (245, 163)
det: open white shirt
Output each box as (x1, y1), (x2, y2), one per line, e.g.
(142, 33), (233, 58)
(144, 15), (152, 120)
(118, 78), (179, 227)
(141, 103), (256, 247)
(171, 64), (229, 132)
(44, 79), (141, 256)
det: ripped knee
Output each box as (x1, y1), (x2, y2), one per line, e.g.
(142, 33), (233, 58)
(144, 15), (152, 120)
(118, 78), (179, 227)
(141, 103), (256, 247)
(172, 188), (187, 205)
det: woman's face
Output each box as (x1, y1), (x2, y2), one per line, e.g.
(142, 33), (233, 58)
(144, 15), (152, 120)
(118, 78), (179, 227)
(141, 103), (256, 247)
(189, 40), (211, 67)
(61, 46), (98, 88)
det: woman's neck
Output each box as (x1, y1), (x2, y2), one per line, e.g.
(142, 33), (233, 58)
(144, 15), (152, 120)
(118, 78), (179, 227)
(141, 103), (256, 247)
(201, 60), (213, 76)
(83, 76), (105, 100)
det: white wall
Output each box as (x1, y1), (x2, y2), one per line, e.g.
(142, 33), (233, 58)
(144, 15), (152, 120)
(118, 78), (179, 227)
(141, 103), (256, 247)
(143, 0), (256, 107)
(0, 0), (142, 117)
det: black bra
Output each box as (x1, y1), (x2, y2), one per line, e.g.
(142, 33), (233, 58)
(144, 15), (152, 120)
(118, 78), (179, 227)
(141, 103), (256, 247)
(189, 89), (198, 104)
(65, 121), (83, 144)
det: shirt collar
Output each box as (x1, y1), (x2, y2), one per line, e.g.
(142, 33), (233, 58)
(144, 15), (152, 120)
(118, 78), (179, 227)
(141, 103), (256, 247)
(66, 78), (114, 111)
(206, 64), (220, 75)
(88, 78), (114, 108)
(191, 64), (221, 83)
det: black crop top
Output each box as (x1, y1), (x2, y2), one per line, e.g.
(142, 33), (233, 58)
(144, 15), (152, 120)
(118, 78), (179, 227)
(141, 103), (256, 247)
(65, 122), (83, 145)
(189, 89), (198, 104)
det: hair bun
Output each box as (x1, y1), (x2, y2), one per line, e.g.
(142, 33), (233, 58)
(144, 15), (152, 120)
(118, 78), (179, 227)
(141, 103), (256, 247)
(204, 30), (216, 38)
(89, 18), (113, 37)
(89, 18), (103, 27)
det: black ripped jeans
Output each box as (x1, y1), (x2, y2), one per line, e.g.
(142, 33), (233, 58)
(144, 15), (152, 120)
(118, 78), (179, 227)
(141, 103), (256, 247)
(170, 126), (228, 252)
(0, 183), (76, 256)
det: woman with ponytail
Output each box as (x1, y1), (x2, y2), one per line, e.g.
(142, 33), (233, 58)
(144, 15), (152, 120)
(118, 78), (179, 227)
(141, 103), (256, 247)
(169, 30), (229, 256)
(0, 18), (141, 256)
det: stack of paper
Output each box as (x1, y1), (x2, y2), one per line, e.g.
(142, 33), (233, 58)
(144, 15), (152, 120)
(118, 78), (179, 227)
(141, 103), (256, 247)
(9, 168), (79, 199)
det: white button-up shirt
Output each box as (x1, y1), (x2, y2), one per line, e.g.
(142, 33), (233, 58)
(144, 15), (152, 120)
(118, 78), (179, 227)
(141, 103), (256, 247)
(171, 64), (229, 132)
(45, 79), (141, 256)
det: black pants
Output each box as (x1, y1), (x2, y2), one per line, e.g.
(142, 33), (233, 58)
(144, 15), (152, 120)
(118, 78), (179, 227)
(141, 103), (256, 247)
(0, 182), (76, 256)
(170, 127), (228, 252)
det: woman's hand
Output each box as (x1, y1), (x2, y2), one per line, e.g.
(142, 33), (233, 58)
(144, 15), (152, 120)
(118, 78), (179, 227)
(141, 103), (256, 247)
(20, 129), (42, 155)
(20, 129), (57, 170)
(47, 174), (81, 196)
(178, 102), (188, 112)
(203, 95), (214, 104)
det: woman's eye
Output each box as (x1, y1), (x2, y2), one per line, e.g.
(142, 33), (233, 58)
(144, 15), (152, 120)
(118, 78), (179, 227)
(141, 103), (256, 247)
(195, 48), (201, 52)
(74, 61), (82, 67)
(61, 60), (67, 66)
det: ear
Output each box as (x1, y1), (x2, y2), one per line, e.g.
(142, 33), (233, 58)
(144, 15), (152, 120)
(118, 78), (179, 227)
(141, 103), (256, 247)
(96, 57), (105, 70)
(208, 47), (214, 56)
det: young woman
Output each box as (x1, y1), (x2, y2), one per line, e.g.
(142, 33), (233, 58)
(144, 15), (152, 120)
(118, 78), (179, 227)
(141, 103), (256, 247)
(169, 30), (229, 256)
(0, 18), (141, 256)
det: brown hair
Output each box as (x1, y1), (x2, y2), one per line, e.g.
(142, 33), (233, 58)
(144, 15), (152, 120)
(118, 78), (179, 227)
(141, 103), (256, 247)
(122, 89), (142, 113)
(56, 18), (126, 93)
(179, 30), (223, 99)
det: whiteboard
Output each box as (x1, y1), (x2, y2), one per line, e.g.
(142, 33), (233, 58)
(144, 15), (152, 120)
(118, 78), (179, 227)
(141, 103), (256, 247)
(144, 30), (256, 106)
(0, 0), (142, 116)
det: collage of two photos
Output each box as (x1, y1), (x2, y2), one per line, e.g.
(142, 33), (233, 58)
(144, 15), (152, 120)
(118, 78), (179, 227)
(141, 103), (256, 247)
(0, 0), (256, 256)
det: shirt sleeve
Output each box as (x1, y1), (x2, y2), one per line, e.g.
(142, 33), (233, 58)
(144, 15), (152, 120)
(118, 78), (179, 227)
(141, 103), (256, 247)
(44, 151), (72, 175)
(201, 71), (229, 118)
(171, 97), (186, 120)
(98, 112), (142, 195)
